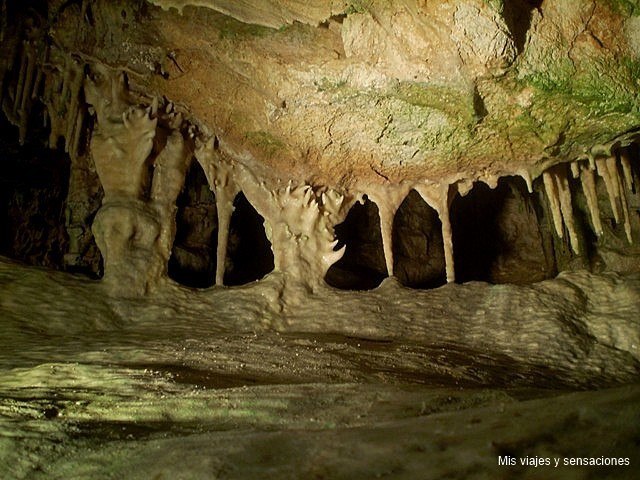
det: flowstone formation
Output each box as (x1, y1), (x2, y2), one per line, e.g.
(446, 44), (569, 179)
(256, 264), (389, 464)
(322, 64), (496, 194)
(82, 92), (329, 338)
(1, 0), (640, 478)
(1, 0), (639, 296)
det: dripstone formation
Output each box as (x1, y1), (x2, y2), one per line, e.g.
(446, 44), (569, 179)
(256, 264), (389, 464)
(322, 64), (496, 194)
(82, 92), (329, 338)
(2, 0), (639, 296)
(1, 1), (640, 478)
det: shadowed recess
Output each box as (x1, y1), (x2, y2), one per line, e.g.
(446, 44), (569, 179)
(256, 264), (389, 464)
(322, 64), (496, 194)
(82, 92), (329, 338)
(224, 192), (274, 286)
(450, 176), (553, 284)
(168, 160), (217, 288)
(325, 196), (387, 290)
(0, 114), (70, 270)
(392, 189), (446, 289)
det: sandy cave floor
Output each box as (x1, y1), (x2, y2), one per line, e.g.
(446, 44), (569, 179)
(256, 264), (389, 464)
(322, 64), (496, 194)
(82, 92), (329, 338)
(0, 257), (639, 479)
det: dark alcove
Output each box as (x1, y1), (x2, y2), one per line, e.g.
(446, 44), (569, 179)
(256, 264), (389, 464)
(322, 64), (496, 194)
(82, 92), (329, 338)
(168, 161), (218, 288)
(502, 0), (543, 54)
(450, 177), (553, 284)
(224, 192), (274, 286)
(325, 196), (387, 290)
(0, 113), (70, 270)
(392, 189), (446, 289)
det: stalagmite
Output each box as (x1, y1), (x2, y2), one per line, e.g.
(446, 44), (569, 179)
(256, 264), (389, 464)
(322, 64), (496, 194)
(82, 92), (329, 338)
(579, 165), (603, 236)
(366, 184), (412, 277)
(415, 182), (455, 283)
(595, 157), (621, 223)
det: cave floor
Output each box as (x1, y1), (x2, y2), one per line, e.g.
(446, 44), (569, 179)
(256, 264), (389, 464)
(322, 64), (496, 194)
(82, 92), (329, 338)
(0, 257), (638, 479)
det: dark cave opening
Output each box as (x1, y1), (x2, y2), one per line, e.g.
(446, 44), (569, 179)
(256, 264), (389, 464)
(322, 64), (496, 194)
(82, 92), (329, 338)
(224, 192), (274, 286)
(450, 176), (553, 284)
(392, 189), (446, 289)
(325, 196), (387, 290)
(0, 112), (70, 269)
(503, 0), (543, 54)
(168, 161), (218, 289)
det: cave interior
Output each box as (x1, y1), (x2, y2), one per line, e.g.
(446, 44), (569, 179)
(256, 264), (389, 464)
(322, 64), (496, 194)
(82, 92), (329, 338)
(0, 0), (639, 478)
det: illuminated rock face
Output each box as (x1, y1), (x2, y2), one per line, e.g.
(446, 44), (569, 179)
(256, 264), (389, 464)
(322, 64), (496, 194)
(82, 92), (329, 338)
(0, 0), (639, 296)
(2, 7), (640, 475)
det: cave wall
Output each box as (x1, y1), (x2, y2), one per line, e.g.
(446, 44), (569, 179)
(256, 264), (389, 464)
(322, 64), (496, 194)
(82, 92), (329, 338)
(0, 0), (638, 297)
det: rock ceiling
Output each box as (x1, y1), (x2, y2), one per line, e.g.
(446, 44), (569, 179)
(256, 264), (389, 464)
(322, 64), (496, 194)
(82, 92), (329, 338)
(1, 0), (639, 294)
(5, 0), (635, 187)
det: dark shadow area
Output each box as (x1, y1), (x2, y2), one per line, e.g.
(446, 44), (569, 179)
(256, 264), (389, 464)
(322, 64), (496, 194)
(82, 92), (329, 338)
(0, 113), (70, 269)
(168, 161), (217, 288)
(224, 192), (274, 286)
(451, 177), (553, 284)
(325, 196), (387, 290)
(503, 0), (543, 54)
(5, 0), (48, 18)
(392, 190), (446, 289)
(451, 181), (505, 283)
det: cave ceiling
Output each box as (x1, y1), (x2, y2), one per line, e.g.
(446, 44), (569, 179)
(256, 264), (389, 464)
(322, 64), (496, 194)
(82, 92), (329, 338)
(4, 0), (638, 189)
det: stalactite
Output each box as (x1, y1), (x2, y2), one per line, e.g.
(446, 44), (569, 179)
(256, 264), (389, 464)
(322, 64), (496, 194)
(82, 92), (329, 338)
(213, 173), (240, 287)
(64, 67), (84, 157)
(595, 157), (621, 223)
(0, 0), (6, 44)
(13, 42), (28, 115)
(366, 184), (411, 277)
(195, 138), (241, 286)
(579, 165), (603, 236)
(602, 154), (634, 244)
(570, 161), (580, 179)
(618, 172), (633, 244)
(594, 154), (634, 242)
(14, 41), (40, 144)
(542, 171), (564, 239)
(620, 151), (635, 193)
(30, 46), (47, 101)
(543, 166), (580, 254)
(69, 106), (85, 161)
(216, 193), (234, 286)
(516, 168), (533, 194)
(555, 169), (580, 255)
(414, 182), (455, 283)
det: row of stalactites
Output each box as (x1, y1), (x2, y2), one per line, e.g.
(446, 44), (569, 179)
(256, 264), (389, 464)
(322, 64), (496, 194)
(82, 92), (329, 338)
(354, 149), (636, 285)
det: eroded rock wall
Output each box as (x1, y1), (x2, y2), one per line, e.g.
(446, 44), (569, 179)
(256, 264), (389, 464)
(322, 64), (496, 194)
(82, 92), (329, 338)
(0, 0), (638, 299)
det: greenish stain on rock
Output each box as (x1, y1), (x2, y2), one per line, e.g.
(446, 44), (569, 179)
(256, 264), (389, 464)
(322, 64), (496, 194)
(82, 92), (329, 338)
(244, 131), (286, 156)
(599, 0), (640, 16)
(345, 0), (374, 15)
